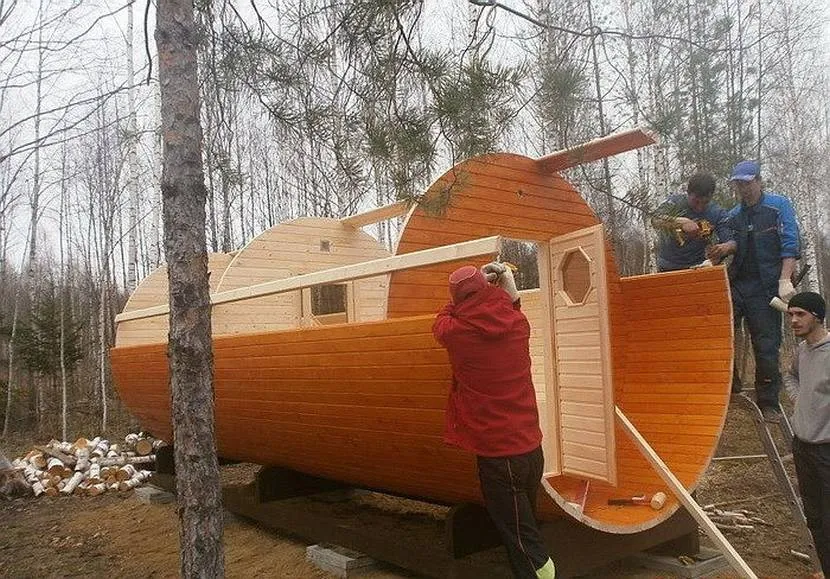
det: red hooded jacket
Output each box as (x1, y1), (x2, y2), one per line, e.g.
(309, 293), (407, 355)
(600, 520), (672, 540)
(432, 284), (543, 457)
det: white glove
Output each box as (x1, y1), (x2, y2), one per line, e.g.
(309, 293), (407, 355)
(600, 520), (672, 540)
(690, 259), (713, 270)
(481, 262), (519, 301)
(778, 279), (796, 301)
(499, 268), (519, 302)
(481, 262), (506, 283)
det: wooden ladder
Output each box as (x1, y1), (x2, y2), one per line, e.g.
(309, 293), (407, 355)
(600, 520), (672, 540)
(731, 393), (820, 569)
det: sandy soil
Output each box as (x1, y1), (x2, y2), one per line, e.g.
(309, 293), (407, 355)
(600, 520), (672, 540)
(0, 402), (822, 578)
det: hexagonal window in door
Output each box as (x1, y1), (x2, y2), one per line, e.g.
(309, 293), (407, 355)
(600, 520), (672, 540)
(558, 247), (593, 305)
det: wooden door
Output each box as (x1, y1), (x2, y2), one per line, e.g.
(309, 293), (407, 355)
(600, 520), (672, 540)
(546, 224), (616, 484)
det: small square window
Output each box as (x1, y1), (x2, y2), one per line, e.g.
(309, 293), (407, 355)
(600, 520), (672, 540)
(320, 240), (331, 252)
(311, 284), (347, 316)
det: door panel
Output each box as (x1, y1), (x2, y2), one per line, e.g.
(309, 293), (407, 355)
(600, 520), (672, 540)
(547, 225), (616, 484)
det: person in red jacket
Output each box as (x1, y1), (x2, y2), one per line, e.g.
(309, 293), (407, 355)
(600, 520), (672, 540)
(433, 262), (555, 579)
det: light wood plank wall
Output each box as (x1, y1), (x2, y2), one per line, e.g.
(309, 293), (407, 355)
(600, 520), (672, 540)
(212, 217), (390, 336)
(115, 254), (234, 347)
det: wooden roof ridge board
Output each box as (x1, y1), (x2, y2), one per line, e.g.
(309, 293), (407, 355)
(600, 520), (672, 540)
(339, 200), (412, 228)
(115, 235), (502, 324)
(535, 128), (657, 174)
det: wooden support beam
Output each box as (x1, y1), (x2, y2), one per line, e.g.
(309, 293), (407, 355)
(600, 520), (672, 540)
(615, 406), (758, 579)
(115, 235), (502, 323)
(340, 201), (411, 228)
(536, 128), (656, 174)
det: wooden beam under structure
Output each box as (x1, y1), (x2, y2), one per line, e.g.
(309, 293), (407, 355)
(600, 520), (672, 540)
(615, 406), (757, 579)
(535, 128), (657, 174)
(340, 200), (411, 228)
(115, 235), (502, 324)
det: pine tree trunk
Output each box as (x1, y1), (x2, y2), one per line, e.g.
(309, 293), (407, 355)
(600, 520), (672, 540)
(156, 1), (224, 576)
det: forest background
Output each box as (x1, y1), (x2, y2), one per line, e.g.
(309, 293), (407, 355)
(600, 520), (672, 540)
(1, 0), (828, 441)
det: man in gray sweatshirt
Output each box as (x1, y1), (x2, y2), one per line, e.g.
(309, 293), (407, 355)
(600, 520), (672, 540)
(784, 291), (830, 578)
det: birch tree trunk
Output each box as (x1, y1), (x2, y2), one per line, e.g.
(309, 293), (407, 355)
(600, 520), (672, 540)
(585, 0), (616, 247)
(125, 0), (140, 292)
(59, 147), (69, 441)
(156, 1), (224, 576)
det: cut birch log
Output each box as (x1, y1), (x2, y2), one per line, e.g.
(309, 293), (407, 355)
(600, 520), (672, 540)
(53, 441), (73, 454)
(75, 449), (90, 472)
(44, 486), (59, 497)
(61, 471), (85, 495)
(46, 457), (66, 476)
(87, 483), (108, 496)
(88, 463), (101, 483)
(97, 455), (155, 467)
(134, 438), (153, 456)
(91, 440), (109, 459)
(29, 454), (47, 469)
(125, 433), (139, 447)
(72, 438), (89, 453)
(30, 481), (45, 497)
(116, 464), (136, 482)
(36, 445), (76, 467)
(118, 470), (151, 491)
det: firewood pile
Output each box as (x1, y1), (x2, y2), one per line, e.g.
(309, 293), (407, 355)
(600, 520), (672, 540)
(7, 433), (165, 498)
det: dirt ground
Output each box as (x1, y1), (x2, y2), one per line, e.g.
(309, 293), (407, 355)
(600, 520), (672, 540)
(0, 401), (821, 579)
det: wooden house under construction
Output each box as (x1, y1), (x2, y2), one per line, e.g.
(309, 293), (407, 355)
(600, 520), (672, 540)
(111, 129), (734, 539)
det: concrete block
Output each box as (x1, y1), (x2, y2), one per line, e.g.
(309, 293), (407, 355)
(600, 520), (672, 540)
(306, 543), (377, 578)
(134, 485), (175, 505)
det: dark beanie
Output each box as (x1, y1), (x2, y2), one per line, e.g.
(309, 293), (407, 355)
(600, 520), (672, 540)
(788, 291), (825, 321)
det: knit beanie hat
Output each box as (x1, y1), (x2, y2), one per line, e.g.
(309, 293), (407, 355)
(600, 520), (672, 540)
(449, 265), (487, 303)
(788, 291), (825, 321)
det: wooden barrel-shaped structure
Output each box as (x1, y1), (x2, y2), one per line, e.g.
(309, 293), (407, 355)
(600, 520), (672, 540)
(111, 150), (733, 535)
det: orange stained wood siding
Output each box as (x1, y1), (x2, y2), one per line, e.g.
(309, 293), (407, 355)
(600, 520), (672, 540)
(545, 266), (733, 532)
(387, 153), (602, 318)
(113, 315), (495, 505)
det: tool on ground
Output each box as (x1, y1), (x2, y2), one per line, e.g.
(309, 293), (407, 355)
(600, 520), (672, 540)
(607, 491), (667, 510)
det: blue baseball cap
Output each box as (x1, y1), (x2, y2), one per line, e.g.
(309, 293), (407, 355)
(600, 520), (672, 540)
(729, 160), (761, 181)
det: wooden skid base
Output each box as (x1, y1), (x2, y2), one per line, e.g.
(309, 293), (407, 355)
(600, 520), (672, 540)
(220, 467), (703, 578)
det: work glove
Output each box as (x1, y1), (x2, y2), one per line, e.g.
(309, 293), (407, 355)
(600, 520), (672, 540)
(482, 262), (519, 302)
(778, 278), (796, 302)
(481, 262), (506, 283)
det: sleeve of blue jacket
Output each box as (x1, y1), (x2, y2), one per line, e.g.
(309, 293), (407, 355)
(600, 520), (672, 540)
(713, 205), (733, 244)
(769, 194), (800, 259)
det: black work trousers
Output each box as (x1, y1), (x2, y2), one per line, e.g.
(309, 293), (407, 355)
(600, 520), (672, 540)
(793, 437), (830, 575)
(477, 446), (549, 579)
(732, 282), (783, 410)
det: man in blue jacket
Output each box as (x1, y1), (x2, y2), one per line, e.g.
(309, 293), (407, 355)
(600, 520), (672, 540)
(707, 160), (801, 422)
(652, 172), (731, 271)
